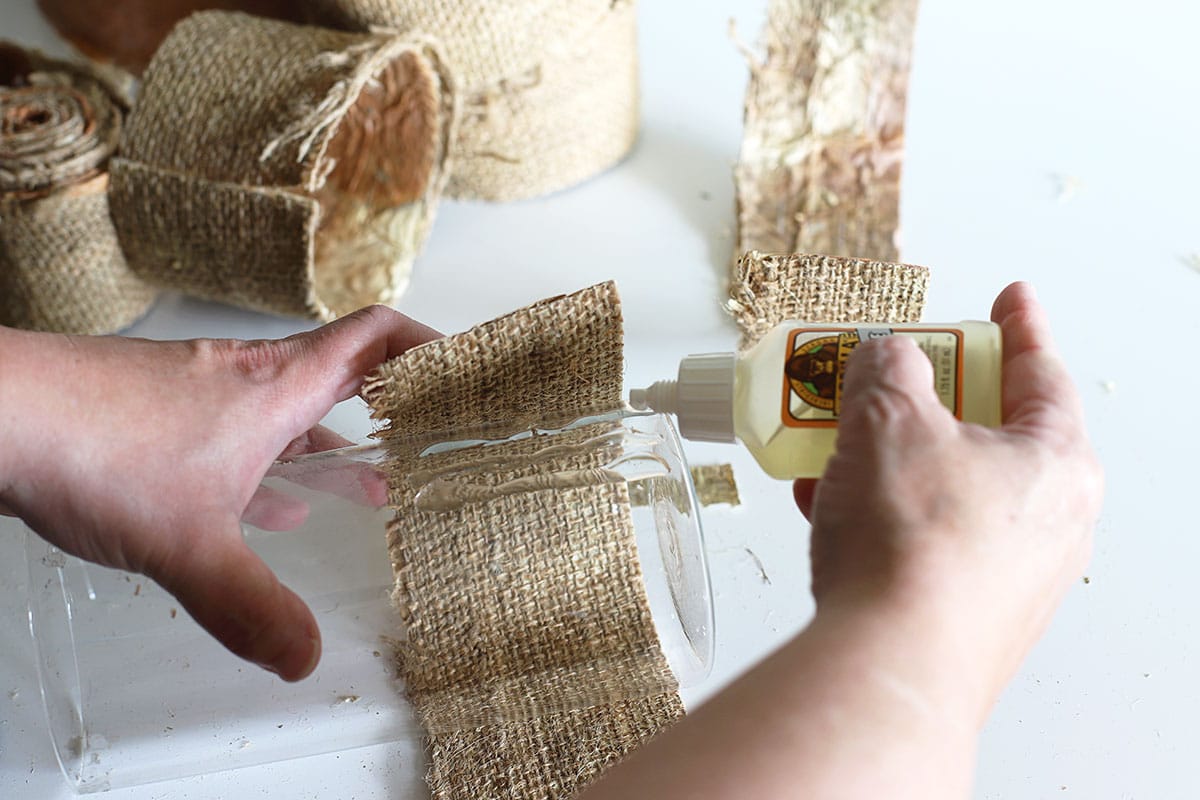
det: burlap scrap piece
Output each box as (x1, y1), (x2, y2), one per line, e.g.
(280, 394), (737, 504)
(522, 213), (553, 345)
(628, 464), (740, 508)
(730, 250), (930, 348)
(0, 44), (157, 334)
(108, 11), (455, 320)
(734, 0), (920, 263)
(362, 282), (684, 799)
(690, 464), (741, 507)
(303, 0), (640, 201)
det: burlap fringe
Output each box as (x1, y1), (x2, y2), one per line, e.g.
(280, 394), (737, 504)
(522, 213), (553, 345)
(729, 250), (930, 348)
(303, 0), (640, 201)
(0, 44), (157, 334)
(734, 0), (920, 262)
(107, 12), (456, 320)
(363, 282), (684, 799)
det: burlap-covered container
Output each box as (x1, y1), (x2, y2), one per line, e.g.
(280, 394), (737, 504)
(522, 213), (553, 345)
(0, 44), (157, 334)
(108, 12), (455, 320)
(304, 0), (640, 201)
(363, 282), (683, 799)
(730, 250), (930, 348)
(35, 0), (304, 76)
(735, 0), (920, 262)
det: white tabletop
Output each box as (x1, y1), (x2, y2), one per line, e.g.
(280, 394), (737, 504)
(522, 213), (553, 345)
(3, 1), (1199, 797)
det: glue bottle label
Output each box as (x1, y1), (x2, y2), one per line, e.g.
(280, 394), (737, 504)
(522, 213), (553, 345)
(780, 326), (964, 427)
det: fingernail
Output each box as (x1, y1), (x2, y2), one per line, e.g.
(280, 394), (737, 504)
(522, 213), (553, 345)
(287, 635), (322, 682)
(257, 635), (320, 682)
(299, 635), (321, 679)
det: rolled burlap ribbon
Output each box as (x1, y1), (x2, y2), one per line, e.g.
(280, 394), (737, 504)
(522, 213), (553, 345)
(35, 0), (304, 76)
(304, 0), (640, 201)
(108, 12), (455, 320)
(0, 44), (157, 334)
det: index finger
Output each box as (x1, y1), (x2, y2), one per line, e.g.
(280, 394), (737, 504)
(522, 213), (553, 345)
(990, 282), (1086, 443)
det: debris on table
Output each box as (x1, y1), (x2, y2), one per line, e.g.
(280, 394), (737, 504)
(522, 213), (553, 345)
(1050, 173), (1083, 204)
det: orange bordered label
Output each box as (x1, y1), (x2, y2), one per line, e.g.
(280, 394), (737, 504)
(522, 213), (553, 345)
(781, 327), (964, 428)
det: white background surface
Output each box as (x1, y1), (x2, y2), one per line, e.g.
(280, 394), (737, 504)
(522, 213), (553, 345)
(2, 0), (1199, 797)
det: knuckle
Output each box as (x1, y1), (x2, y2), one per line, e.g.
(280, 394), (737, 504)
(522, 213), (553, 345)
(852, 386), (912, 429)
(848, 383), (937, 442)
(344, 303), (394, 328)
(208, 339), (286, 383)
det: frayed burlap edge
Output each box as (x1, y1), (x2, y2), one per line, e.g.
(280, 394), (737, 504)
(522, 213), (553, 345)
(728, 250), (930, 349)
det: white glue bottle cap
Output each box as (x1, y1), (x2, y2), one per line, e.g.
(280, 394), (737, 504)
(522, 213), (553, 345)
(629, 353), (737, 443)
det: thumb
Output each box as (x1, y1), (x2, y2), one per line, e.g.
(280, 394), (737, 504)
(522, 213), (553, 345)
(149, 516), (321, 682)
(835, 336), (950, 456)
(285, 305), (442, 407)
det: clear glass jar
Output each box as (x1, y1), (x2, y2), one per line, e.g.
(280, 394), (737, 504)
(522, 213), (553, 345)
(26, 412), (714, 792)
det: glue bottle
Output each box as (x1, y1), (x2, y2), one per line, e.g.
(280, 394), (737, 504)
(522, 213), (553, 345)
(628, 321), (1002, 479)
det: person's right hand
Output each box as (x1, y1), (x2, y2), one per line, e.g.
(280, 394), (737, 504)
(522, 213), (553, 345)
(793, 281), (1103, 722)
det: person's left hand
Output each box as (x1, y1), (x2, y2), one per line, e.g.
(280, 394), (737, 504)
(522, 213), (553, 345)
(0, 306), (439, 681)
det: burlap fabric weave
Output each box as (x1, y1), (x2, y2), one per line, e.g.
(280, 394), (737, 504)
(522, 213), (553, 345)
(0, 45), (157, 334)
(363, 282), (684, 799)
(304, 0), (640, 201)
(734, 0), (920, 263)
(730, 250), (930, 348)
(108, 12), (455, 320)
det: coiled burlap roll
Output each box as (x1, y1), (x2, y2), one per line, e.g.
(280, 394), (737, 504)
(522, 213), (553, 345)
(0, 45), (157, 334)
(304, 0), (640, 201)
(108, 12), (455, 320)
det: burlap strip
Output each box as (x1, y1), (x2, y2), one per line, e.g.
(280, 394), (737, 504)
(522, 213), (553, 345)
(363, 282), (684, 799)
(304, 0), (640, 201)
(734, 0), (920, 262)
(730, 250), (930, 348)
(108, 11), (455, 320)
(0, 44), (157, 334)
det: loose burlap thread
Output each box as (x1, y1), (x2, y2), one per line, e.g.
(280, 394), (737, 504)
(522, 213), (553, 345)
(107, 12), (455, 320)
(734, 0), (920, 263)
(0, 44), (157, 334)
(303, 0), (640, 201)
(363, 282), (683, 799)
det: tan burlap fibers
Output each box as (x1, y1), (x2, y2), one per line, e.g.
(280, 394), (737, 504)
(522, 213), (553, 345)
(108, 12), (455, 320)
(730, 250), (929, 348)
(0, 44), (157, 334)
(735, 0), (920, 262)
(304, 0), (640, 201)
(363, 282), (684, 799)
